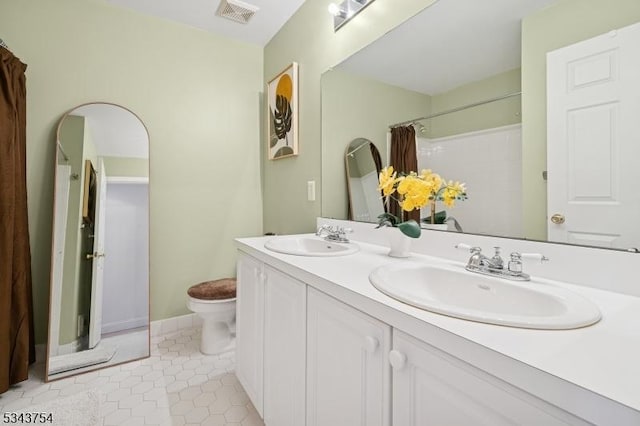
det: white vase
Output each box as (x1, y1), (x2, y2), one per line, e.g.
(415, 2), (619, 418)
(386, 227), (412, 258)
(422, 223), (449, 231)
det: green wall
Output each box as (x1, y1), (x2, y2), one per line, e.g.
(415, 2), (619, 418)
(102, 156), (149, 178)
(321, 69), (431, 220)
(428, 68), (521, 139)
(263, 0), (438, 234)
(521, 0), (640, 240)
(0, 0), (263, 343)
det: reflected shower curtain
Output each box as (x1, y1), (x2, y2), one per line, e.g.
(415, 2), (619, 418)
(0, 46), (34, 394)
(389, 126), (420, 222)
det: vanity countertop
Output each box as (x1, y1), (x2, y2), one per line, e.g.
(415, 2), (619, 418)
(236, 234), (640, 423)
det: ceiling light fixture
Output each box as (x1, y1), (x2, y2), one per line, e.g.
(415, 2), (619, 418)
(329, 0), (376, 31)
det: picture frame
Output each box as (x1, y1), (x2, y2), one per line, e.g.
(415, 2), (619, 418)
(82, 159), (96, 224)
(267, 62), (299, 160)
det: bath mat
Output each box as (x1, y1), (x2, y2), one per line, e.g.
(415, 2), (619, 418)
(48, 345), (116, 375)
(17, 390), (100, 426)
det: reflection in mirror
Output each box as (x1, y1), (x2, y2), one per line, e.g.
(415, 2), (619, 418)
(47, 103), (150, 381)
(345, 138), (384, 222)
(322, 0), (640, 251)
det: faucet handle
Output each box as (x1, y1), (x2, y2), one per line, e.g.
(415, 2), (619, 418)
(339, 227), (353, 234)
(491, 247), (504, 269)
(455, 243), (481, 253)
(518, 252), (550, 263)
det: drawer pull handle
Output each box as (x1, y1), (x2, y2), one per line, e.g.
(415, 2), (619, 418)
(389, 350), (406, 370)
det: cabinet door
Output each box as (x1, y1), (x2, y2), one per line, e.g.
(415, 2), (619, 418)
(236, 253), (264, 417)
(307, 288), (391, 426)
(263, 266), (306, 426)
(391, 331), (589, 426)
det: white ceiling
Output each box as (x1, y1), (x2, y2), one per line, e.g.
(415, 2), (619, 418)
(106, 0), (307, 46)
(337, 0), (558, 95)
(73, 104), (149, 159)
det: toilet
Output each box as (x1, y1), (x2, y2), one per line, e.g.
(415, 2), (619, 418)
(186, 278), (237, 355)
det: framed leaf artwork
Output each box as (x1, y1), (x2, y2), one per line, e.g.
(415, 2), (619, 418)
(267, 62), (298, 160)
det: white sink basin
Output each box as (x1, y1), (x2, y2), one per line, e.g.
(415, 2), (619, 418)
(369, 263), (601, 329)
(265, 236), (359, 257)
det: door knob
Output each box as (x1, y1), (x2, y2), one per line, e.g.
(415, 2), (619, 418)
(550, 214), (565, 224)
(389, 350), (407, 370)
(86, 252), (105, 260)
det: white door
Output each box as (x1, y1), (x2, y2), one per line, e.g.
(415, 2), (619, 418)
(236, 253), (265, 417)
(263, 265), (306, 426)
(306, 288), (391, 426)
(547, 22), (640, 249)
(391, 331), (587, 426)
(88, 159), (107, 349)
(50, 164), (72, 356)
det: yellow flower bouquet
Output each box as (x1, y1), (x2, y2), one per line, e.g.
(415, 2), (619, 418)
(377, 166), (467, 238)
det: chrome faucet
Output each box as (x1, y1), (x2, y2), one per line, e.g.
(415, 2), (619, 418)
(456, 244), (548, 281)
(316, 225), (353, 243)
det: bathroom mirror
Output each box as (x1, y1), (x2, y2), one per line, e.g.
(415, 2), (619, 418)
(345, 138), (385, 222)
(46, 102), (150, 381)
(322, 0), (640, 251)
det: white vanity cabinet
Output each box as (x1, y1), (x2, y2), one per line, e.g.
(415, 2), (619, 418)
(236, 252), (306, 426)
(306, 288), (391, 426)
(262, 265), (306, 426)
(236, 248), (616, 426)
(391, 330), (589, 426)
(236, 252), (264, 416)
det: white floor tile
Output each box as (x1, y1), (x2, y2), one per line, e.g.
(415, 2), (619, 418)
(0, 326), (262, 426)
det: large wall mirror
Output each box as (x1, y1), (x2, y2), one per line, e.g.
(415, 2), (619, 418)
(321, 0), (640, 252)
(46, 102), (150, 381)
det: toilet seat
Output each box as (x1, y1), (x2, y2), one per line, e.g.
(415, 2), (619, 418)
(187, 278), (236, 301)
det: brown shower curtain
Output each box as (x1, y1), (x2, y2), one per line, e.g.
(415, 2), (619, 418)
(0, 46), (34, 394)
(389, 125), (420, 222)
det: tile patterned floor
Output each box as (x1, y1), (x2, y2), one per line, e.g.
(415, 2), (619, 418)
(0, 327), (264, 426)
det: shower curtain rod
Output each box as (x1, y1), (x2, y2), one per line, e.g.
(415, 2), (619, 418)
(346, 140), (370, 157)
(56, 141), (70, 162)
(389, 91), (522, 129)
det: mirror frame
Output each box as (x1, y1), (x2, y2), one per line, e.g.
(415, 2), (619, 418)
(46, 101), (151, 382)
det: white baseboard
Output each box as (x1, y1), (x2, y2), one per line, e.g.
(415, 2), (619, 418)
(102, 316), (149, 335)
(150, 313), (202, 337)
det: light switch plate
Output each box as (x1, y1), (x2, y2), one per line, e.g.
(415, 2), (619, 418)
(307, 181), (316, 201)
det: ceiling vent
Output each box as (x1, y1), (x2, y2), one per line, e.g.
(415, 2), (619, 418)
(216, 0), (260, 24)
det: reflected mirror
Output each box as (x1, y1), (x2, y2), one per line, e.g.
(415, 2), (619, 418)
(345, 138), (385, 222)
(46, 102), (150, 381)
(322, 0), (640, 251)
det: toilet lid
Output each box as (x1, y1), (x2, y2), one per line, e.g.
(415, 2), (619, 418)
(187, 278), (236, 300)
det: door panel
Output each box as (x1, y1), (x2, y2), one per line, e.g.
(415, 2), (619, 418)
(307, 288), (391, 426)
(235, 253), (264, 416)
(392, 331), (587, 426)
(547, 22), (640, 249)
(263, 266), (306, 426)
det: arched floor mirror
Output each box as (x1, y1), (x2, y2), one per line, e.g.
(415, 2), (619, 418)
(46, 102), (150, 381)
